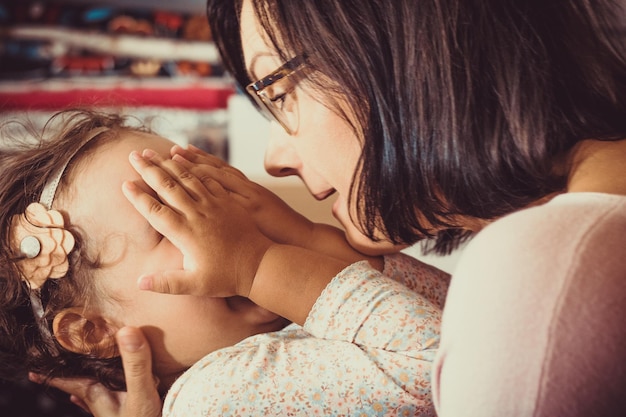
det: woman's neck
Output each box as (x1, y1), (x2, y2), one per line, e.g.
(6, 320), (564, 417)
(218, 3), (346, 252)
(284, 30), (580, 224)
(567, 138), (626, 195)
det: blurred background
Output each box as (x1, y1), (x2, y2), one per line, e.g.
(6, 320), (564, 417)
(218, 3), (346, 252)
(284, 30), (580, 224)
(0, 1), (624, 416)
(0, 1), (334, 415)
(0, 1), (223, 416)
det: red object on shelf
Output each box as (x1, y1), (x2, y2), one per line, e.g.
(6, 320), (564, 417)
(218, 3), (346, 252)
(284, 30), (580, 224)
(52, 55), (116, 74)
(0, 80), (236, 111)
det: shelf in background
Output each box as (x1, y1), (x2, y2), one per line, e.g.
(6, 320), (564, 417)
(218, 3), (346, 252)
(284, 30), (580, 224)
(0, 76), (234, 111)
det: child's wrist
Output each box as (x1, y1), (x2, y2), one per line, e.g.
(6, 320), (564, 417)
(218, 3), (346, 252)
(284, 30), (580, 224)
(237, 237), (274, 298)
(247, 244), (349, 324)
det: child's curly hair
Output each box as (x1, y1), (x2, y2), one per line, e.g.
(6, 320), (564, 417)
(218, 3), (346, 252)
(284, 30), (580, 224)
(0, 109), (151, 390)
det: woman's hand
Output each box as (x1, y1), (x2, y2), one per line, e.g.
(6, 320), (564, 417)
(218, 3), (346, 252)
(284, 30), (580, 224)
(123, 148), (273, 297)
(31, 327), (162, 417)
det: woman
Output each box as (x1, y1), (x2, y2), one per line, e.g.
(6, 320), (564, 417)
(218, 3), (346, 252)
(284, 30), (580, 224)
(47, 0), (626, 416)
(207, 2), (626, 414)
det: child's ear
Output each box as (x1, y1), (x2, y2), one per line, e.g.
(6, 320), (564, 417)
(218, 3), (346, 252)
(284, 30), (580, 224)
(52, 307), (120, 358)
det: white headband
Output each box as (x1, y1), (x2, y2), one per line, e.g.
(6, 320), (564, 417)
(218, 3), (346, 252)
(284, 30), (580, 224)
(29, 126), (109, 343)
(39, 126), (109, 210)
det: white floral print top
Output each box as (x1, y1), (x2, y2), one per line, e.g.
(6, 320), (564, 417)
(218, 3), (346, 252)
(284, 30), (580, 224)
(163, 253), (450, 417)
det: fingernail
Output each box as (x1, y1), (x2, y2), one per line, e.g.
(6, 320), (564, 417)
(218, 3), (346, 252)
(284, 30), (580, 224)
(142, 149), (157, 158)
(122, 180), (137, 193)
(137, 275), (153, 291)
(130, 151), (142, 161)
(117, 328), (143, 352)
(28, 372), (44, 383)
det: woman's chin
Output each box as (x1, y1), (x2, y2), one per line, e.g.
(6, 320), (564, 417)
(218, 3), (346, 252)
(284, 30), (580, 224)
(345, 231), (407, 256)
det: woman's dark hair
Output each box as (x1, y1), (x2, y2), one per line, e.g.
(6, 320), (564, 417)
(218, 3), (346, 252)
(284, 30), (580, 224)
(207, 0), (626, 253)
(0, 109), (150, 390)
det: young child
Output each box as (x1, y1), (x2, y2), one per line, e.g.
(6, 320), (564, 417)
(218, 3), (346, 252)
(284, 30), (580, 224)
(0, 109), (449, 416)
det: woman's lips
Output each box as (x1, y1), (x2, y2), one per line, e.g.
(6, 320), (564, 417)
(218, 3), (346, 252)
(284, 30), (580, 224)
(332, 197), (341, 219)
(312, 188), (336, 201)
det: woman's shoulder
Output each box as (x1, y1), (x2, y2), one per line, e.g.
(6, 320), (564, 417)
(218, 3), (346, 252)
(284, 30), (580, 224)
(455, 192), (626, 283)
(470, 192), (625, 251)
(436, 197), (626, 417)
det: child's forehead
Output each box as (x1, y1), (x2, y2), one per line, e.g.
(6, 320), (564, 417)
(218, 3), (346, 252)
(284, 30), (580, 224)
(58, 132), (174, 255)
(58, 131), (173, 210)
(81, 131), (172, 168)
(103, 130), (171, 151)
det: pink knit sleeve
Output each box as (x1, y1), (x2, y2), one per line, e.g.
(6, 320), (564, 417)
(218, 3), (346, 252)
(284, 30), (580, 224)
(432, 194), (626, 417)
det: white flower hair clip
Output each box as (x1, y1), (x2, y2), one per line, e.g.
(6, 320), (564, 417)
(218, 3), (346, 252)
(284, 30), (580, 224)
(10, 202), (75, 289)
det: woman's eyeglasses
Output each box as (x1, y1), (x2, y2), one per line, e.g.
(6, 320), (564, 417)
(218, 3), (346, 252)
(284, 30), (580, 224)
(246, 55), (308, 135)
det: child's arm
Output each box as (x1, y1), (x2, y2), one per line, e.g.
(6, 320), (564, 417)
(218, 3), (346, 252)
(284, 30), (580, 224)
(383, 253), (451, 309)
(37, 327), (162, 417)
(162, 262), (444, 416)
(169, 145), (380, 266)
(304, 261), (441, 352)
(168, 146), (451, 309)
(164, 324), (437, 416)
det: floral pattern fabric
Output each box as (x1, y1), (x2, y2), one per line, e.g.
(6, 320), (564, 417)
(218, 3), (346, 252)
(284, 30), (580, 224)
(163, 253), (450, 417)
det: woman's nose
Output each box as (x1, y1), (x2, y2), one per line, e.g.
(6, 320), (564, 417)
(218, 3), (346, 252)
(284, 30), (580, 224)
(264, 123), (300, 177)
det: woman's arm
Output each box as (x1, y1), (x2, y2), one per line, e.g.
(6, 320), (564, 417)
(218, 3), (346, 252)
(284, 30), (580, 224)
(33, 327), (162, 417)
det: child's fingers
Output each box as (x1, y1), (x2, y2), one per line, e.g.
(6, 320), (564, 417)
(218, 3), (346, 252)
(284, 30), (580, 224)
(203, 176), (230, 198)
(162, 163), (249, 212)
(136, 149), (209, 204)
(138, 269), (201, 296)
(122, 180), (185, 243)
(197, 168), (255, 203)
(171, 144), (224, 168)
(170, 155), (232, 198)
(128, 151), (197, 211)
(171, 155), (253, 201)
(142, 149), (231, 202)
(172, 145), (248, 179)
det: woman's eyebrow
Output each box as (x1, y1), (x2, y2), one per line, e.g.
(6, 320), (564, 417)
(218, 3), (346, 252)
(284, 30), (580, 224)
(247, 52), (278, 80)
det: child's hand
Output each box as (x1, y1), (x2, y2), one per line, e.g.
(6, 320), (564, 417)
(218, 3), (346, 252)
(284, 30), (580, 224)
(171, 145), (384, 270)
(122, 149), (273, 297)
(170, 145), (315, 247)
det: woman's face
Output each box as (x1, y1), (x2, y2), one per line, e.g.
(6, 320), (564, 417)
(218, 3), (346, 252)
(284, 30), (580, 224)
(57, 131), (288, 388)
(240, 0), (405, 255)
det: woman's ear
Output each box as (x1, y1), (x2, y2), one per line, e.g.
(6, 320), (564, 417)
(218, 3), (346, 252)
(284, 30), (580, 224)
(52, 307), (120, 358)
